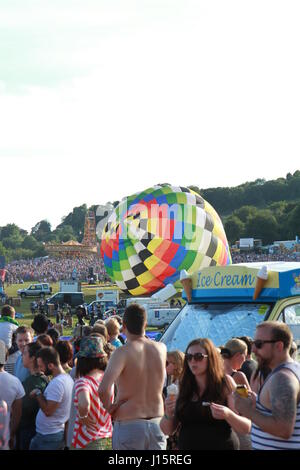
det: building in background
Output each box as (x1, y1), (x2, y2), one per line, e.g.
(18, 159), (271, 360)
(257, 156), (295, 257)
(45, 211), (98, 258)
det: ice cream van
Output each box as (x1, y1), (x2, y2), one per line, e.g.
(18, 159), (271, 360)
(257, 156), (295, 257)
(160, 262), (300, 352)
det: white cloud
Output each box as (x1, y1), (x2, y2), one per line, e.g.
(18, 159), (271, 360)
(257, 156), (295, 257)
(1, 0), (300, 230)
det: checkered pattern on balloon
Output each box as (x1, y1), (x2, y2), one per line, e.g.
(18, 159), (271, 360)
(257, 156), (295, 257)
(100, 184), (232, 296)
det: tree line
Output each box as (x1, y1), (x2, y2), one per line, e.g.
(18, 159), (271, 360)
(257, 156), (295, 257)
(191, 171), (300, 245)
(1, 172), (299, 261)
(0, 204), (88, 262)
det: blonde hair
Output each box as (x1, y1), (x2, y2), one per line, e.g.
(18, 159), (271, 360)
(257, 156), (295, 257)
(223, 338), (247, 357)
(105, 318), (120, 337)
(167, 350), (185, 382)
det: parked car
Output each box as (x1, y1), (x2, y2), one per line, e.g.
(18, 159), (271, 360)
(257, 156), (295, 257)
(18, 283), (52, 298)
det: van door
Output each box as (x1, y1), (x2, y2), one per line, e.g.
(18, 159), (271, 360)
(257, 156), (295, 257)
(51, 293), (63, 306)
(70, 293), (84, 307)
(27, 285), (36, 296)
(64, 294), (72, 306)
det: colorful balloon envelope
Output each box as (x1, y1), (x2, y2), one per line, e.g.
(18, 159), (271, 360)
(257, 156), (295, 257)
(100, 184), (232, 296)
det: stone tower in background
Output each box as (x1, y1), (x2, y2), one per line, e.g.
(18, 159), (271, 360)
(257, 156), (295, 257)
(82, 211), (97, 247)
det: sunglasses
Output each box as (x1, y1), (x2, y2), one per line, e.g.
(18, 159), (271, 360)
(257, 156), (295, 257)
(253, 339), (278, 349)
(186, 352), (208, 362)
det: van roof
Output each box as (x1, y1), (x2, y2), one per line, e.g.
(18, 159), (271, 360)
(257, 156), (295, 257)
(51, 292), (83, 295)
(183, 262), (300, 303)
(236, 261), (300, 272)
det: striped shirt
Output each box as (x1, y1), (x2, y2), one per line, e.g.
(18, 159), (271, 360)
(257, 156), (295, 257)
(72, 374), (113, 449)
(251, 362), (300, 450)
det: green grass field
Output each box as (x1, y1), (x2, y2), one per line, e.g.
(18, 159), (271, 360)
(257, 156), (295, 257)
(4, 282), (120, 337)
(4, 283), (163, 337)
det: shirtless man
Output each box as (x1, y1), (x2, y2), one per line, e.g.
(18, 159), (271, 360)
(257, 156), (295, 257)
(98, 303), (167, 450)
(233, 321), (300, 450)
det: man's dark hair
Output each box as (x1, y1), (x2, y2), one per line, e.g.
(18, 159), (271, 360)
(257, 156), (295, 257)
(15, 326), (34, 337)
(257, 321), (293, 350)
(1, 305), (15, 317)
(123, 304), (147, 335)
(31, 314), (49, 334)
(36, 346), (60, 367)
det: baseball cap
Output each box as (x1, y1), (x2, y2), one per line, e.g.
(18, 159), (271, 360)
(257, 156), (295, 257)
(0, 340), (7, 364)
(76, 336), (107, 359)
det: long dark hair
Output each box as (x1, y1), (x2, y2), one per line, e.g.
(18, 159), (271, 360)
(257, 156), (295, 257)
(76, 356), (108, 378)
(55, 340), (73, 365)
(176, 338), (227, 416)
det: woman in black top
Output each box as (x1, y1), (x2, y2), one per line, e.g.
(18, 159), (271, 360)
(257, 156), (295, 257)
(160, 338), (251, 450)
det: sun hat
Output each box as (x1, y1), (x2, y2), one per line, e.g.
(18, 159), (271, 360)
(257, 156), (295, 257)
(76, 336), (107, 359)
(0, 340), (7, 364)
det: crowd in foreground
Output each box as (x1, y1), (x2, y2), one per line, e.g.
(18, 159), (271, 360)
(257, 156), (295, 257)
(0, 303), (300, 451)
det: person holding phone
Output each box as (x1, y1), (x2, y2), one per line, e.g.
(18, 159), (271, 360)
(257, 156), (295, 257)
(160, 338), (251, 450)
(234, 322), (300, 450)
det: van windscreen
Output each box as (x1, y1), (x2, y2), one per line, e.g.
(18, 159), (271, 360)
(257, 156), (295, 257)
(160, 302), (272, 352)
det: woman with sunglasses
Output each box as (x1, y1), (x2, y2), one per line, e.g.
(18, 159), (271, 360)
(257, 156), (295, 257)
(160, 338), (251, 450)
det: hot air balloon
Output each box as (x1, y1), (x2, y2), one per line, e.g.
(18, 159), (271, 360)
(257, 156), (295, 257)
(100, 184), (231, 296)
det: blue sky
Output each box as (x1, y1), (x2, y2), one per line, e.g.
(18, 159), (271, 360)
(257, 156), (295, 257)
(1, 0), (299, 230)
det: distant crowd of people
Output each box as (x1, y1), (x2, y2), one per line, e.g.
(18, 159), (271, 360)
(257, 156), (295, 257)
(4, 252), (300, 287)
(232, 251), (300, 263)
(0, 302), (300, 451)
(4, 256), (107, 284)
